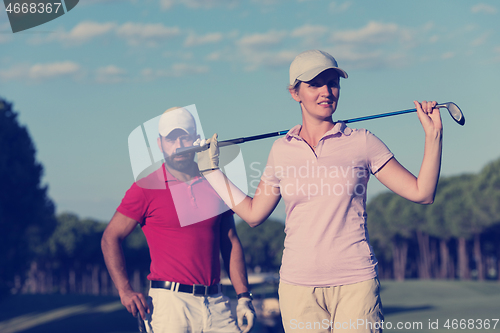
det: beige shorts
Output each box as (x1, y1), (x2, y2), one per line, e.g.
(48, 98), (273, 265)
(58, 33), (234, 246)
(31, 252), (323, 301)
(144, 288), (241, 333)
(279, 278), (383, 333)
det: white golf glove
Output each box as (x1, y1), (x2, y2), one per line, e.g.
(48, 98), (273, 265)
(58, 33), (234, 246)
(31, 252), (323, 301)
(195, 133), (219, 174)
(236, 297), (256, 333)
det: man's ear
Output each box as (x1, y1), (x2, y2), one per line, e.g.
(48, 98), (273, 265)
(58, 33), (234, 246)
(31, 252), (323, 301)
(157, 136), (162, 150)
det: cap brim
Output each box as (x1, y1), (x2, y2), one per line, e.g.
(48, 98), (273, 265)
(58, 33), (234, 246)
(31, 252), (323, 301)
(160, 127), (191, 137)
(296, 66), (348, 84)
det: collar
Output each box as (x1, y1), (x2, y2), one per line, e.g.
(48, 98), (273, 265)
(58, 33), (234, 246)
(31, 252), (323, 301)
(285, 121), (352, 141)
(161, 163), (203, 185)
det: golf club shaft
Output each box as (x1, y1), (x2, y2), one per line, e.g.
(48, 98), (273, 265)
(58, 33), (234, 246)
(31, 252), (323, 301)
(137, 314), (147, 333)
(175, 103), (447, 156)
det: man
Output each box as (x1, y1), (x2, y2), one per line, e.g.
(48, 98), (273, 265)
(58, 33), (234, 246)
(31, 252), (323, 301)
(101, 107), (255, 333)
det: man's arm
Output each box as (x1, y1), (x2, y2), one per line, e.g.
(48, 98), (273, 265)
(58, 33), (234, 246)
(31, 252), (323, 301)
(220, 213), (249, 294)
(220, 213), (256, 333)
(101, 211), (149, 319)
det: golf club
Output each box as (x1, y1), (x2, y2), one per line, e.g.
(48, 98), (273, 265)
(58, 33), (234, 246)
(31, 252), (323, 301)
(175, 102), (464, 156)
(137, 314), (147, 333)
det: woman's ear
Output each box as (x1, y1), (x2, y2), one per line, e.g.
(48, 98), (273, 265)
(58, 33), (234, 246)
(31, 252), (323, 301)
(289, 85), (301, 103)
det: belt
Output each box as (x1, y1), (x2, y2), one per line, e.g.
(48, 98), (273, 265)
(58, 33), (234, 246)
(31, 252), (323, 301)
(150, 281), (221, 296)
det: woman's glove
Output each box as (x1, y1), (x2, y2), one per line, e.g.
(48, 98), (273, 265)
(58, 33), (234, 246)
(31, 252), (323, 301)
(195, 133), (219, 173)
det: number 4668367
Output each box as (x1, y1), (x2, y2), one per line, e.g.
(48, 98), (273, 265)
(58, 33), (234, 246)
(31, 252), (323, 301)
(5, 2), (62, 14)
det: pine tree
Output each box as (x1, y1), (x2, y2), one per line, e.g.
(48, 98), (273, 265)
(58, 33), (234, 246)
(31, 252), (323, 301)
(0, 97), (56, 296)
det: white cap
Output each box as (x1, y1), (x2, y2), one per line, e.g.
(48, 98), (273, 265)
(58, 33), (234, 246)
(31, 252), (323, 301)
(289, 50), (348, 86)
(158, 107), (196, 137)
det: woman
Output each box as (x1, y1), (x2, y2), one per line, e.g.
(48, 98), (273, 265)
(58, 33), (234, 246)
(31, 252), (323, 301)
(197, 49), (442, 332)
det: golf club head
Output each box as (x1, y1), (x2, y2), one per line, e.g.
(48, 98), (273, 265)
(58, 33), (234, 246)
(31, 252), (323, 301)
(437, 102), (465, 126)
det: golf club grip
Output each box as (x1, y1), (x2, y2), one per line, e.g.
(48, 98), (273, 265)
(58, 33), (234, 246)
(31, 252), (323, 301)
(174, 138), (244, 155)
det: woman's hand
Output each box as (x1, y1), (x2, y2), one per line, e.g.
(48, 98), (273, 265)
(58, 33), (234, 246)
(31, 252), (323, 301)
(414, 100), (442, 138)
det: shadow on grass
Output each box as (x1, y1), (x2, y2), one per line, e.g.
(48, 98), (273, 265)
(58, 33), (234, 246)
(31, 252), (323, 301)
(0, 294), (137, 333)
(384, 305), (434, 315)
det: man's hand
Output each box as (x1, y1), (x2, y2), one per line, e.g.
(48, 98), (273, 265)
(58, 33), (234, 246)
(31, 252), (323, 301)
(120, 289), (149, 320)
(236, 297), (256, 333)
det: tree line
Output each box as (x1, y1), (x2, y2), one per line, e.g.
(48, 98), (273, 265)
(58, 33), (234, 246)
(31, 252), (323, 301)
(367, 157), (500, 281)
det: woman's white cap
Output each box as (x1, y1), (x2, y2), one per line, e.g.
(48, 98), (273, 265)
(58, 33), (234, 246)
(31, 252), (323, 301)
(289, 50), (348, 86)
(158, 107), (196, 137)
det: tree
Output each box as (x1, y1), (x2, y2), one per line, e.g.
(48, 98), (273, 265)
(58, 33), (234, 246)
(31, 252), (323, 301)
(236, 219), (286, 273)
(427, 177), (459, 279)
(471, 157), (500, 280)
(367, 192), (417, 280)
(0, 98), (56, 296)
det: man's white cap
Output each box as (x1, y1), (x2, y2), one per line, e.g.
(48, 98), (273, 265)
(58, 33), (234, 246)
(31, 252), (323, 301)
(289, 50), (348, 86)
(158, 107), (196, 137)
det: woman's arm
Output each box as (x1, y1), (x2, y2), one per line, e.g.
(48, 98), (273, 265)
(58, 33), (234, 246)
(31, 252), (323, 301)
(197, 134), (281, 227)
(204, 169), (281, 227)
(375, 101), (442, 204)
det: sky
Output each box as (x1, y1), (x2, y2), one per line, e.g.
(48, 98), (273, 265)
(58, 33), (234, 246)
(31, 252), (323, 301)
(1, 0), (499, 222)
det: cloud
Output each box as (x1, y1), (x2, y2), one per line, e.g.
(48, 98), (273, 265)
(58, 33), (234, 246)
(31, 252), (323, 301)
(471, 32), (490, 47)
(82, 0), (129, 4)
(237, 30), (287, 51)
(493, 46), (500, 62)
(116, 23), (181, 46)
(290, 24), (328, 46)
(141, 63), (209, 79)
(233, 30), (291, 70)
(27, 21), (180, 46)
(331, 21), (405, 44)
(184, 32), (223, 47)
(329, 1), (352, 13)
(160, 0), (238, 10)
(322, 46), (403, 70)
(323, 21), (420, 69)
(471, 3), (497, 14)
(238, 49), (296, 71)
(95, 65), (127, 83)
(441, 52), (455, 60)
(63, 21), (117, 44)
(0, 23), (13, 43)
(291, 24), (328, 38)
(0, 61), (82, 81)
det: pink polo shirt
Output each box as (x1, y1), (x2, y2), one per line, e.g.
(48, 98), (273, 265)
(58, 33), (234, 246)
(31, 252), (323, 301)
(262, 122), (393, 287)
(117, 165), (231, 286)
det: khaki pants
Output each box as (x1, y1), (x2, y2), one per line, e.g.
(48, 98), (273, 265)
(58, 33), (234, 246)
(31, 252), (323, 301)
(279, 278), (383, 333)
(145, 288), (241, 333)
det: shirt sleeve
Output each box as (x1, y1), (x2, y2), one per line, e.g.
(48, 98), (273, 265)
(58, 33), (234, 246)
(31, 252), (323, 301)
(260, 143), (281, 187)
(365, 130), (394, 174)
(116, 182), (147, 224)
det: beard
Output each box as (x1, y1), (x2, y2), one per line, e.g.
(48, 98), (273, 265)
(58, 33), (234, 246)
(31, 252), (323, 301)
(164, 152), (195, 172)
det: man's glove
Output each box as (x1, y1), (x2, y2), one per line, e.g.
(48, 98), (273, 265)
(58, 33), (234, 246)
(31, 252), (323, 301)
(236, 297), (256, 333)
(195, 133), (219, 173)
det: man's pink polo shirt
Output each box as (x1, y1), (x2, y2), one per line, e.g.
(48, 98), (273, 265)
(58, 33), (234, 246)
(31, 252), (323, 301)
(262, 122), (393, 287)
(117, 165), (231, 286)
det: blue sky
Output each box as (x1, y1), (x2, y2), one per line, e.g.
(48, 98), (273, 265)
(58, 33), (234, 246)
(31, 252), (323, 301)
(1, 0), (499, 222)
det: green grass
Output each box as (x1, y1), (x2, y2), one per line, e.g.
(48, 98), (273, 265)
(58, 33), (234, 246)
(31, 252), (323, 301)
(0, 280), (499, 332)
(380, 280), (500, 333)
